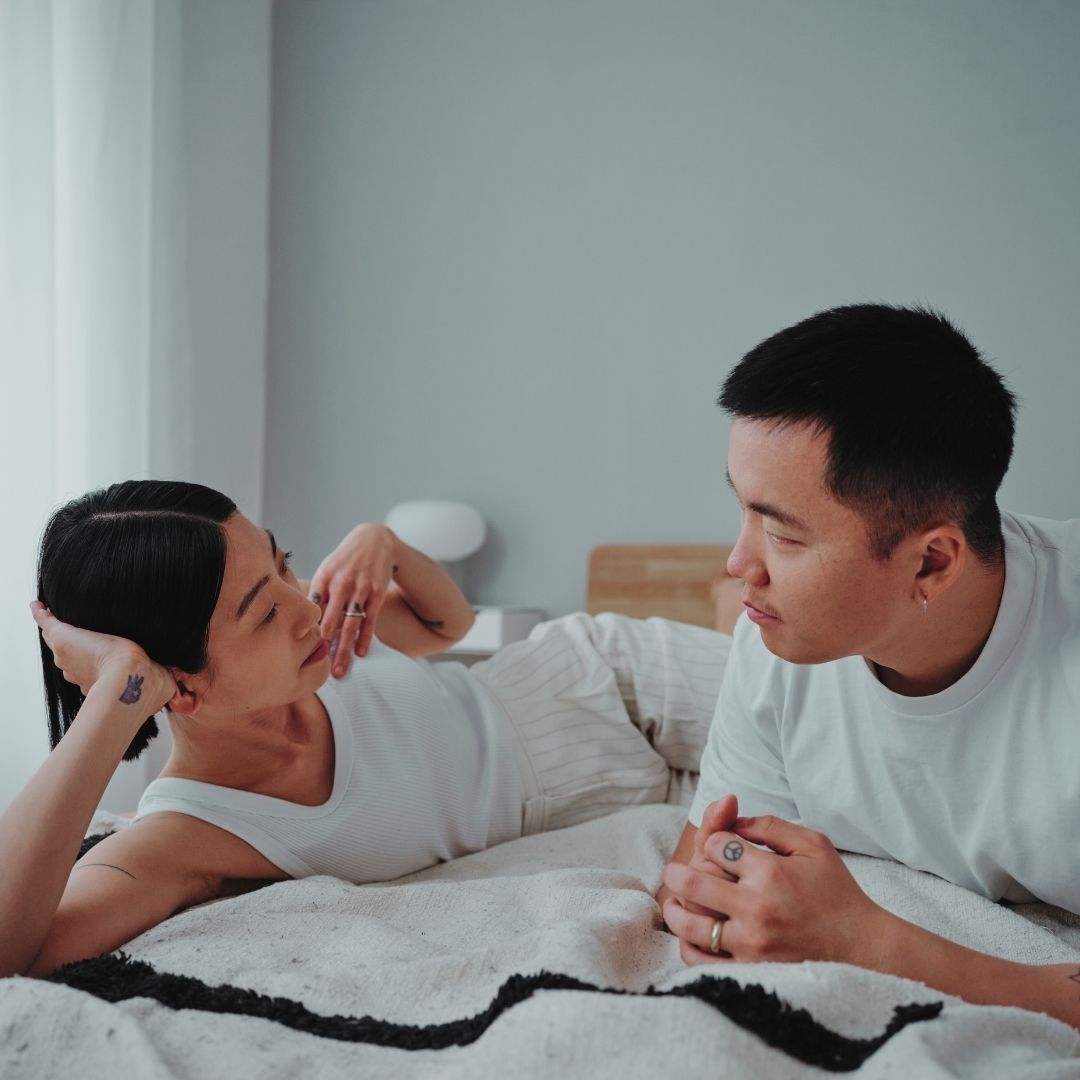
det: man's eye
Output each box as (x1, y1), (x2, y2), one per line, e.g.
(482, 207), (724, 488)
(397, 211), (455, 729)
(768, 532), (797, 546)
(263, 604), (279, 625)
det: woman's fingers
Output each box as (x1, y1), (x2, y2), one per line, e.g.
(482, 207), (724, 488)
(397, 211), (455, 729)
(307, 574), (328, 624)
(353, 587), (385, 658)
(30, 601), (57, 639)
(334, 591), (369, 677)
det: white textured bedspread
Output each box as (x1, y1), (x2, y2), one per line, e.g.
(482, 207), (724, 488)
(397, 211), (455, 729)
(3, 804), (1080, 1079)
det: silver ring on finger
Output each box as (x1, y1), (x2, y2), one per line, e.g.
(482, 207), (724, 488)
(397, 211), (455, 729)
(343, 601), (367, 620)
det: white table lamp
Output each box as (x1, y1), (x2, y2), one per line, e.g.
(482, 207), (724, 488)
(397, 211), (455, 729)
(384, 500), (486, 564)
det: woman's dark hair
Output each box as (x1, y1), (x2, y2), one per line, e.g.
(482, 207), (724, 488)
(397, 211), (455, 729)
(36, 480), (237, 760)
(718, 304), (1018, 564)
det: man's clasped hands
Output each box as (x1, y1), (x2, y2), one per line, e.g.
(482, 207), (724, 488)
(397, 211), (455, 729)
(661, 794), (894, 971)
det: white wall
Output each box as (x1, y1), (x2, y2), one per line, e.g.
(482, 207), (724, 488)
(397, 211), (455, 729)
(264, 0), (1080, 618)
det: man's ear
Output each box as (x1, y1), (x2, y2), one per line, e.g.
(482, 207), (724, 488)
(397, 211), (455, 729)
(165, 673), (201, 716)
(914, 524), (967, 603)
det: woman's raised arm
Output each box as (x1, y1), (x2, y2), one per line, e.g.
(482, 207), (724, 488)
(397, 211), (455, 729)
(0, 606), (178, 976)
(307, 525), (476, 672)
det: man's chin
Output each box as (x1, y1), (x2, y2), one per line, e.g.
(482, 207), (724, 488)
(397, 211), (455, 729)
(754, 623), (834, 665)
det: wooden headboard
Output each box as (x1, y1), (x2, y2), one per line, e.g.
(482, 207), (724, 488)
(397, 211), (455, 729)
(586, 544), (741, 632)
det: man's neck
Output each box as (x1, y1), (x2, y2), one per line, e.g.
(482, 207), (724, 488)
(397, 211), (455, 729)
(872, 559), (1007, 697)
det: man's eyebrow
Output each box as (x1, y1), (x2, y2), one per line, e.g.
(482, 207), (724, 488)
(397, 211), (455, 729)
(235, 530), (278, 621)
(725, 471), (809, 532)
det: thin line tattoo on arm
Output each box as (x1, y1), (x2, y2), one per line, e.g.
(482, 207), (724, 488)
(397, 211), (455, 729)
(400, 597), (445, 632)
(119, 675), (144, 705)
(1068, 969), (1080, 999)
(75, 863), (137, 880)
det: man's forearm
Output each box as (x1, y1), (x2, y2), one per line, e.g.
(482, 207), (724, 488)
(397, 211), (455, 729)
(871, 910), (1080, 1029)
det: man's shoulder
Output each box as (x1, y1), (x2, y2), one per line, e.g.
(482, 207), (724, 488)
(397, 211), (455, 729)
(1005, 511), (1080, 567)
(1004, 511), (1080, 622)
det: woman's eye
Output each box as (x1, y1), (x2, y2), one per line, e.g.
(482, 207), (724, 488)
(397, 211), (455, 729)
(263, 604), (279, 625)
(280, 551), (294, 576)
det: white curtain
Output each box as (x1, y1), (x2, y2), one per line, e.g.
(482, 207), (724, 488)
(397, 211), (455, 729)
(0, 0), (271, 811)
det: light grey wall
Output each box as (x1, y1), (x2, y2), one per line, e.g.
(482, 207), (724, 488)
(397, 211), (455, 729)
(266, 0), (1080, 618)
(182, 0), (272, 526)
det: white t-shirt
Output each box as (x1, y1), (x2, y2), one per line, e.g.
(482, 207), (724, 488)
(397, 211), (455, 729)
(691, 512), (1080, 910)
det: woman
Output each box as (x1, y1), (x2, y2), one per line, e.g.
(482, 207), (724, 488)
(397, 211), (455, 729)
(3, 480), (730, 979)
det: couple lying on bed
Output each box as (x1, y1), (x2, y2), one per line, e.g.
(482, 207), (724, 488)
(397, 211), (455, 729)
(6, 303), (1080, 1029)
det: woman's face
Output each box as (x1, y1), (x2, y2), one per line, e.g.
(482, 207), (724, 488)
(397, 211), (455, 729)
(181, 513), (329, 718)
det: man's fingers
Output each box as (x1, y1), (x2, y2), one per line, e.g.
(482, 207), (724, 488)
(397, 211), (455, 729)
(702, 830), (758, 873)
(662, 861), (739, 910)
(731, 814), (811, 856)
(663, 898), (732, 960)
(695, 795), (740, 853)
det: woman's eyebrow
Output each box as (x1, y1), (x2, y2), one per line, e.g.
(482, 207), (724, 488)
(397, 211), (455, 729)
(234, 530), (278, 621)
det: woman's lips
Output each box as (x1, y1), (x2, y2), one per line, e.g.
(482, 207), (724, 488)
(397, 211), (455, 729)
(744, 602), (779, 624)
(302, 639), (330, 667)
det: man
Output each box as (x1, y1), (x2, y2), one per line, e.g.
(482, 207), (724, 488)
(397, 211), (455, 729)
(658, 303), (1080, 1028)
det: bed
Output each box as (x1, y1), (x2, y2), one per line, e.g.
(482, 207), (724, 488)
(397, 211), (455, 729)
(3, 547), (1079, 1078)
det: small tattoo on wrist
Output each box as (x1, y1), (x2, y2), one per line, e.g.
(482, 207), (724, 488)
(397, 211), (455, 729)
(722, 840), (744, 862)
(119, 675), (144, 704)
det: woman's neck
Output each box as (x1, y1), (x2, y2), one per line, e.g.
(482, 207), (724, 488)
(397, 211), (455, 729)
(161, 694), (324, 790)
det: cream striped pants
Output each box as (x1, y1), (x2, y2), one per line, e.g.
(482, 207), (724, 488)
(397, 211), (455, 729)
(471, 613), (732, 835)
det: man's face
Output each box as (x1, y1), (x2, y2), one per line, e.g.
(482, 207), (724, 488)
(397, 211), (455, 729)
(726, 417), (917, 664)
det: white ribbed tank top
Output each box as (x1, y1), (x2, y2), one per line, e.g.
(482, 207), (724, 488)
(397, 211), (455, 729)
(133, 639), (525, 882)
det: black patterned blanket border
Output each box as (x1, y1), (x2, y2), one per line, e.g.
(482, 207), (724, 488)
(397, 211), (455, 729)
(46, 953), (942, 1071)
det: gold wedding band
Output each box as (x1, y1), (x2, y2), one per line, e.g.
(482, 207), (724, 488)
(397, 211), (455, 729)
(709, 917), (725, 955)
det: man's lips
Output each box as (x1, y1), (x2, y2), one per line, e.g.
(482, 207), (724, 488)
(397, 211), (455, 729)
(302, 639), (330, 666)
(743, 600), (780, 623)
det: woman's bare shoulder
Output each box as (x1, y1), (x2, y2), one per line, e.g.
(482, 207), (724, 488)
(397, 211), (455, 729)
(99, 811), (290, 884)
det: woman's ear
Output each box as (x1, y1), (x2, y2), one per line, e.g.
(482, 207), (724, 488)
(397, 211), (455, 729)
(915, 524), (967, 603)
(166, 673), (201, 716)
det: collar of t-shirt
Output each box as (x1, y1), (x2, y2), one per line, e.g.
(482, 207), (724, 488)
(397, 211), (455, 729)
(858, 512), (1036, 718)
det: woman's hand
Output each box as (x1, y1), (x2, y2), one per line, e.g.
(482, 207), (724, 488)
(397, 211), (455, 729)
(307, 524), (399, 676)
(30, 602), (177, 713)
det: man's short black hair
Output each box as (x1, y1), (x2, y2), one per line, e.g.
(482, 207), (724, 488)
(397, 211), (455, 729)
(718, 303), (1017, 564)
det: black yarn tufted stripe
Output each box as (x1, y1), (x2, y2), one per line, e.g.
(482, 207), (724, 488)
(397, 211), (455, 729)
(78, 832), (115, 860)
(47, 953), (942, 1071)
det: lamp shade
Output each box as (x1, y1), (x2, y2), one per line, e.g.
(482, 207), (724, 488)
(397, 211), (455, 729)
(384, 500), (486, 562)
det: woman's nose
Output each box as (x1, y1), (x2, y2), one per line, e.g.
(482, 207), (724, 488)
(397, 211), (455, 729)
(296, 590), (322, 633)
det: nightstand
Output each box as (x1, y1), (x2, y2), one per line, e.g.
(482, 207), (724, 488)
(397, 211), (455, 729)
(437, 606), (545, 664)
